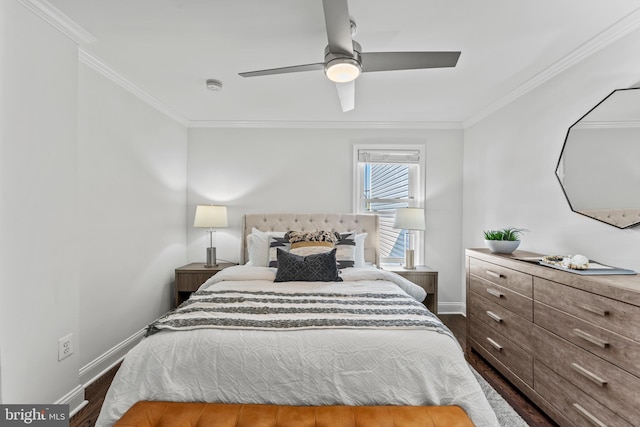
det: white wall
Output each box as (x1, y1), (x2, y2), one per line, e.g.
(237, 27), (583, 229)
(0, 0), (188, 406)
(0, 0), (81, 403)
(463, 26), (640, 275)
(187, 127), (466, 312)
(77, 64), (188, 366)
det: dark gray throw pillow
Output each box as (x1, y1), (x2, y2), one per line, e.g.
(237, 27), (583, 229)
(274, 248), (342, 282)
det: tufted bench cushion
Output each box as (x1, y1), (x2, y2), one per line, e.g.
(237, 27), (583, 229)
(114, 401), (475, 427)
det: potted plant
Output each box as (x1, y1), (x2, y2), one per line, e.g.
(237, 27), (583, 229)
(483, 227), (527, 254)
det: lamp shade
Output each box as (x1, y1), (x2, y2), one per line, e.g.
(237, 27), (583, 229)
(393, 208), (425, 230)
(194, 205), (228, 228)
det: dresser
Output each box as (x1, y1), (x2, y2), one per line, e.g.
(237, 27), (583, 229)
(466, 248), (640, 427)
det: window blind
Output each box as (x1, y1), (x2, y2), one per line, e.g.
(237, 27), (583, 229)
(358, 149), (420, 164)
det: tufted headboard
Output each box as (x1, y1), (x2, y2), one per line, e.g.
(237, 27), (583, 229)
(242, 213), (379, 266)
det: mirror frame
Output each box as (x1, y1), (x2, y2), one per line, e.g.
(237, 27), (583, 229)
(555, 87), (640, 229)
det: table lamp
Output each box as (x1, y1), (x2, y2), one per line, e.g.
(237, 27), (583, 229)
(393, 207), (425, 269)
(194, 205), (228, 267)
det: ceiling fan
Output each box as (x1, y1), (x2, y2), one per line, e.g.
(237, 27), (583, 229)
(239, 0), (460, 112)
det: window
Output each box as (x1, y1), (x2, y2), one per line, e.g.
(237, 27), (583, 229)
(353, 145), (425, 264)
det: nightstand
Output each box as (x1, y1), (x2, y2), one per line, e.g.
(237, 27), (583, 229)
(174, 262), (234, 307)
(381, 264), (439, 314)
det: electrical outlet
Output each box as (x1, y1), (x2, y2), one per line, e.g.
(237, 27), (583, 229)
(58, 334), (73, 361)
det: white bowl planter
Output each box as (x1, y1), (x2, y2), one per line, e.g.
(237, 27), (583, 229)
(484, 240), (520, 254)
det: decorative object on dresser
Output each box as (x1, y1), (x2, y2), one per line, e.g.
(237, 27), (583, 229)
(381, 264), (438, 314)
(392, 207), (425, 269)
(174, 262), (233, 307)
(193, 205), (228, 267)
(482, 227), (526, 254)
(466, 248), (640, 427)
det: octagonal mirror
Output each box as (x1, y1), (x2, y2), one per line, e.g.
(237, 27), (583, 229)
(556, 87), (640, 229)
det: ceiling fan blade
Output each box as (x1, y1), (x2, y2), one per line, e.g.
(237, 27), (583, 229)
(239, 62), (324, 78)
(335, 81), (355, 112)
(361, 51), (460, 73)
(322, 0), (353, 55)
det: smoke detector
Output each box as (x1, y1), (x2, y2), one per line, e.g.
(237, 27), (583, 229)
(206, 79), (223, 91)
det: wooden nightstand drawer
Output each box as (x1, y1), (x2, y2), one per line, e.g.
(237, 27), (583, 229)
(174, 263), (233, 307)
(176, 273), (217, 292)
(469, 257), (532, 297)
(380, 265), (438, 314)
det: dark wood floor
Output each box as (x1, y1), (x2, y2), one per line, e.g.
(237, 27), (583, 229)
(71, 314), (557, 427)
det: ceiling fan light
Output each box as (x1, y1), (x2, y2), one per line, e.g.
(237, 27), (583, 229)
(325, 58), (361, 83)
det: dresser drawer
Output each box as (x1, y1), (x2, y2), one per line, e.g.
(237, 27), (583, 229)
(469, 292), (532, 351)
(533, 326), (640, 424)
(535, 360), (634, 427)
(535, 277), (640, 342)
(535, 301), (640, 378)
(469, 275), (533, 321)
(469, 257), (532, 297)
(469, 315), (533, 386)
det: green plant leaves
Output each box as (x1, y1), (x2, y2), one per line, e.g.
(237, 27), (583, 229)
(483, 227), (527, 241)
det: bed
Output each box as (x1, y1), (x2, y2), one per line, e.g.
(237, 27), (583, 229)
(96, 213), (499, 427)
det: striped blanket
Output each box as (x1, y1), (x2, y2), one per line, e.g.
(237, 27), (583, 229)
(147, 269), (448, 336)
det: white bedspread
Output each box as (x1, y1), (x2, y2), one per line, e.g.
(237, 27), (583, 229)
(96, 266), (499, 427)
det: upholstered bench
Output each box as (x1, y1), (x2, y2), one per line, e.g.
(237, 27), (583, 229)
(114, 401), (475, 427)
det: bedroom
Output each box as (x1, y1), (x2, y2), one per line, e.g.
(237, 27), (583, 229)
(1, 0), (640, 425)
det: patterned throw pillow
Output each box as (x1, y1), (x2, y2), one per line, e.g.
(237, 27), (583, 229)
(290, 241), (334, 257)
(268, 236), (290, 268)
(285, 230), (340, 244)
(335, 231), (357, 269)
(274, 248), (342, 282)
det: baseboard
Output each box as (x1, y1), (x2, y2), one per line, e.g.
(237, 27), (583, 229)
(55, 384), (87, 417)
(438, 302), (467, 315)
(79, 327), (146, 388)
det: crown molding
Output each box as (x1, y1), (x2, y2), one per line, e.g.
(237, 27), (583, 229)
(18, 0), (96, 45)
(463, 6), (640, 128)
(79, 49), (189, 127)
(188, 120), (463, 130)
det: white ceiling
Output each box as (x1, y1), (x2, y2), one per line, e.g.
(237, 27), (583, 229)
(44, 0), (640, 125)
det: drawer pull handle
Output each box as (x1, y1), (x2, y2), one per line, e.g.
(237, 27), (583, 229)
(571, 363), (607, 387)
(572, 403), (607, 427)
(486, 270), (503, 279)
(486, 337), (503, 351)
(486, 288), (504, 298)
(486, 311), (503, 323)
(576, 303), (610, 317)
(572, 328), (610, 349)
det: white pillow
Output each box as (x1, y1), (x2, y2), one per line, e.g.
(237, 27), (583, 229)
(355, 232), (368, 267)
(247, 227), (285, 267)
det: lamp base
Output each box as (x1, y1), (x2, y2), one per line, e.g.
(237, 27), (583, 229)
(403, 249), (416, 270)
(205, 247), (217, 268)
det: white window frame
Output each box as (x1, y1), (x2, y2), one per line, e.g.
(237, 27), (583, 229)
(353, 144), (426, 265)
